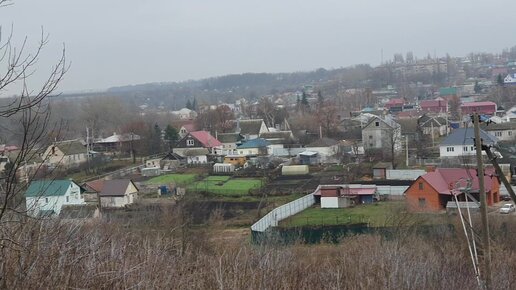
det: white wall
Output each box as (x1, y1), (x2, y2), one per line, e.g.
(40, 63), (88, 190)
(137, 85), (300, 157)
(186, 155), (207, 164)
(321, 196), (339, 208)
(486, 130), (515, 142)
(26, 183), (85, 217)
(439, 145), (480, 157)
(100, 196), (129, 208)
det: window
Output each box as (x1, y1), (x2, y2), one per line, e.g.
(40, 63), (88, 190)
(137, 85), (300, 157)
(369, 135), (373, 139)
(369, 143), (373, 147)
(45, 198), (49, 203)
(495, 131), (502, 137)
(509, 131), (513, 136)
(66, 196), (69, 203)
(446, 147), (454, 152)
(375, 121), (380, 127)
(471, 146), (474, 151)
(418, 182), (424, 190)
(186, 139), (194, 146)
(418, 197), (426, 208)
(463, 146), (468, 152)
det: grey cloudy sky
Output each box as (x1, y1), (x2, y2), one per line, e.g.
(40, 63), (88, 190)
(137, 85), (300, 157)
(1, 0), (515, 92)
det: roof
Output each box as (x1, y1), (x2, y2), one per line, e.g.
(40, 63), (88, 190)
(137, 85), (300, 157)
(440, 128), (497, 146)
(308, 137), (339, 147)
(418, 115), (447, 127)
(364, 116), (400, 129)
(461, 101), (497, 108)
(54, 140), (86, 155)
(385, 98), (404, 105)
(299, 151), (318, 157)
(420, 99), (448, 108)
(237, 138), (270, 149)
(82, 179), (105, 193)
(97, 133), (141, 144)
(439, 87), (457, 96)
(481, 122), (516, 131)
(189, 131), (222, 148)
(259, 131), (293, 140)
(420, 168), (497, 195)
(236, 119), (266, 135)
(217, 133), (244, 143)
(25, 180), (79, 197)
(183, 148), (209, 156)
(99, 179), (138, 197)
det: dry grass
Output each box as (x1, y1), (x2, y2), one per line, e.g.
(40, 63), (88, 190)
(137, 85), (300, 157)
(1, 210), (516, 289)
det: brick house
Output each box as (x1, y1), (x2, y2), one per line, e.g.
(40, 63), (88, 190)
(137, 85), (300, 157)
(405, 168), (500, 212)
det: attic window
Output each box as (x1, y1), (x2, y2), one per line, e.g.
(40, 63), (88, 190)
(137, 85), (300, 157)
(375, 121), (380, 127)
(418, 182), (424, 190)
(187, 139), (194, 146)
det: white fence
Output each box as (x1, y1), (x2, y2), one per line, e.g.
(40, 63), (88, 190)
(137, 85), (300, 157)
(251, 189), (318, 232)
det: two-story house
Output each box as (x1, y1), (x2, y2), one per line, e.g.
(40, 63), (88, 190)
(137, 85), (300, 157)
(361, 116), (402, 151)
(439, 127), (497, 158)
(25, 180), (86, 217)
(174, 131), (222, 158)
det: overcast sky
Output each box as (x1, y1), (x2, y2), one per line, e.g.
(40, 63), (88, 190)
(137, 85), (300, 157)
(1, 0), (515, 93)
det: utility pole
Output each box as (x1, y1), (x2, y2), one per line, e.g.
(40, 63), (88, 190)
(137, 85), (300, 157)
(405, 135), (409, 167)
(473, 113), (492, 289)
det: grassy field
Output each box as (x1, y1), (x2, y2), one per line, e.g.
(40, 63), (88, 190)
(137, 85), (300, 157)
(146, 174), (198, 186)
(279, 202), (443, 227)
(188, 177), (263, 197)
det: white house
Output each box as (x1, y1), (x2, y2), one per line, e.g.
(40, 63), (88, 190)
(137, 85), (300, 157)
(172, 108), (197, 120)
(99, 179), (138, 208)
(25, 180), (86, 217)
(439, 128), (497, 158)
(361, 116), (402, 151)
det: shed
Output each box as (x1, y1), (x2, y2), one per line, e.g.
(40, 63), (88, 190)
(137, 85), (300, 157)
(213, 163), (235, 173)
(299, 151), (319, 165)
(282, 165), (309, 176)
(373, 162), (393, 179)
(223, 155), (247, 166)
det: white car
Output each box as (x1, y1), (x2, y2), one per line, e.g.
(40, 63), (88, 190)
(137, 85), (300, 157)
(499, 204), (515, 214)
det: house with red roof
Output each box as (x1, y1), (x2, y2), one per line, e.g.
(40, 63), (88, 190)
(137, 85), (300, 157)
(405, 168), (500, 212)
(384, 98), (404, 110)
(460, 101), (497, 116)
(174, 131), (222, 161)
(420, 97), (448, 113)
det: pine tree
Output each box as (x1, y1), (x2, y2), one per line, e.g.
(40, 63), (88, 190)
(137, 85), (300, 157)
(186, 99), (192, 110)
(301, 91), (309, 106)
(497, 74), (504, 86)
(474, 81), (481, 93)
(192, 98), (198, 111)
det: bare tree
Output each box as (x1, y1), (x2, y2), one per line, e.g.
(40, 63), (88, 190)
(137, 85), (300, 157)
(0, 0), (68, 224)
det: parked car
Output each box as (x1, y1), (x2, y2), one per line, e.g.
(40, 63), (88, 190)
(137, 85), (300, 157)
(499, 203), (515, 214)
(500, 194), (512, 201)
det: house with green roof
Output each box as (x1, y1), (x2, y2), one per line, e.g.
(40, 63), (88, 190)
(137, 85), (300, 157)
(43, 139), (87, 169)
(25, 180), (86, 217)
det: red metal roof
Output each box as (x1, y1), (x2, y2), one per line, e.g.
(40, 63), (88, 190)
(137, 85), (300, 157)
(461, 101), (496, 107)
(190, 131), (222, 148)
(421, 168), (496, 195)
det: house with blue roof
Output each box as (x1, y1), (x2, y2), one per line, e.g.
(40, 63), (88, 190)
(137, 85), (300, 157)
(439, 127), (497, 158)
(236, 138), (270, 156)
(25, 180), (86, 217)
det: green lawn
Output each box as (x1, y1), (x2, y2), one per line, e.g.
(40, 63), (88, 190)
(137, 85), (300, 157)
(188, 178), (263, 197)
(280, 202), (417, 227)
(146, 174), (198, 186)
